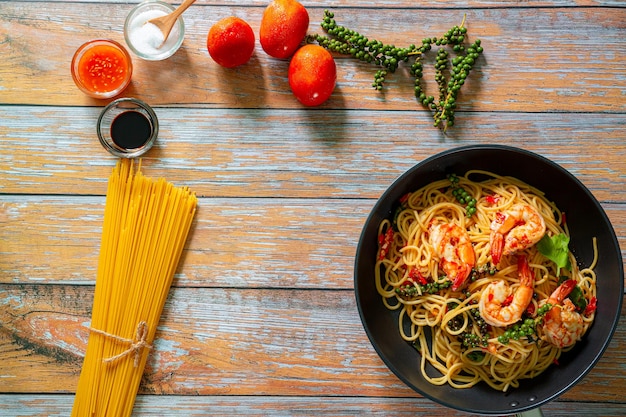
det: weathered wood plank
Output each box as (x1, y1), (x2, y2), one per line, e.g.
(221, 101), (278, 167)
(1, 0), (623, 415)
(1, 4), (624, 111)
(0, 286), (624, 402)
(1, 107), (624, 201)
(8, 0), (625, 7)
(1, 197), (624, 287)
(2, 394), (626, 417)
(0, 197), (369, 287)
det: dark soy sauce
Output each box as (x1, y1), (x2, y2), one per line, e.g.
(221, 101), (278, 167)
(110, 110), (152, 149)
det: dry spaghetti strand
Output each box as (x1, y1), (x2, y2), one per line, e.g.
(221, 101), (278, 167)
(71, 159), (197, 417)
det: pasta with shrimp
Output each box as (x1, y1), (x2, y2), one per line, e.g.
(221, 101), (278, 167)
(375, 170), (597, 391)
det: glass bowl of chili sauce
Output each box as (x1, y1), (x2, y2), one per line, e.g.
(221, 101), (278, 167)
(71, 39), (133, 99)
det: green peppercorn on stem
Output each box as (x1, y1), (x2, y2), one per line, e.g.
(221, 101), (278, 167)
(311, 10), (483, 131)
(435, 39), (484, 131)
(448, 173), (478, 218)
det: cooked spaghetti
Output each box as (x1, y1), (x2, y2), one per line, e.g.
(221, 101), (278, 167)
(375, 170), (597, 391)
(72, 159), (197, 416)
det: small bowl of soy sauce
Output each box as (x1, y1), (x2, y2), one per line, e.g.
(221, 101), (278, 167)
(97, 97), (159, 158)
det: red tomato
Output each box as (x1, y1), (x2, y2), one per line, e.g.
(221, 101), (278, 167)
(260, 0), (309, 59)
(207, 17), (255, 68)
(288, 44), (336, 106)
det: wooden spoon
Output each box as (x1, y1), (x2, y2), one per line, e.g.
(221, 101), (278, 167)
(147, 0), (197, 43)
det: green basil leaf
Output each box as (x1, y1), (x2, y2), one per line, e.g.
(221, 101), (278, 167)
(567, 285), (588, 312)
(537, 233), (572, 271)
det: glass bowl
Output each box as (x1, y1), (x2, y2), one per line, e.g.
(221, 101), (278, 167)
(71, 39), (133, 99)
(124, 0), (185, 61)
(97, 97), (159, 158)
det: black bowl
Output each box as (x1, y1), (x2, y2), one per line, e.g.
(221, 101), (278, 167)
(354, 145), (623, 415)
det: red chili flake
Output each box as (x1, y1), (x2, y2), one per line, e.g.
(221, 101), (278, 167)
(488, 293), (494, 302)
(399, 193), (411, 204)
(502, 294), (514, 307)
(378, 228), (395, 260)
(553, 358), (560, 366)
(561, 212), (567, 225)
(584, 296), (597, 316)
(526, 302), (536, 316)
(486, 194), (500, 205)
(408, 268), (428, 285)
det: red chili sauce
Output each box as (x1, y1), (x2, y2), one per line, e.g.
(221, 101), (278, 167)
(77, 44), (130, 94)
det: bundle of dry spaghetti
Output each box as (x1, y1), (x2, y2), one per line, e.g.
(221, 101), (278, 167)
(72, 159), (197, 417)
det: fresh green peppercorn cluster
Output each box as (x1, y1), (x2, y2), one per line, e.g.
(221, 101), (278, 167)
(448, 173), (478, 217)
(461, 331), (489, 349)
(395, 279), (452, 298)
(373, 70), (387, 91)
(310, 10), (483, 131)
(471, 306), (489, 335)
(311, 11), (416, 84)
(448, 305), (489, 349)
(468, 307), (489, 347)
(449, 41), (481, 127)
(497, 318), (537, 344)
(470, 264), (498, 283)
(536, 303), (553, 316)
(497, 304), (553, 344)
(435, 48), (449, 104)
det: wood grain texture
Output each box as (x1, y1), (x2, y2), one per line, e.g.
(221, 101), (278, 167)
(6, 0), (625, 6)
(1, 196), (625, 288)
(1, 0), (624, 415)
(2, 394), (626, 417)
(1, 108), (624, 200)
(1, 4), (624, 111)
(0, 285), (624, 402)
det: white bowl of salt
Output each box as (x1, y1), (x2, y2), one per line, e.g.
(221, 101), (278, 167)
(124, 0), (185, 61)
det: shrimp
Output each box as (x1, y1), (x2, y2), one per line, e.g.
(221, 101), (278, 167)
(539, 280), (584, 348)
(489, 203), (546, 265)
(479, 255), (535, 327)
(428, 220), (476, 291)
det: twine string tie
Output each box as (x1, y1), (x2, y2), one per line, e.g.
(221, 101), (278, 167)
(90, 321), (153, 367)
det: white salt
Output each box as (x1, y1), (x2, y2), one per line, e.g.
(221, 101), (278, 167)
(128, 9), (181, 56)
